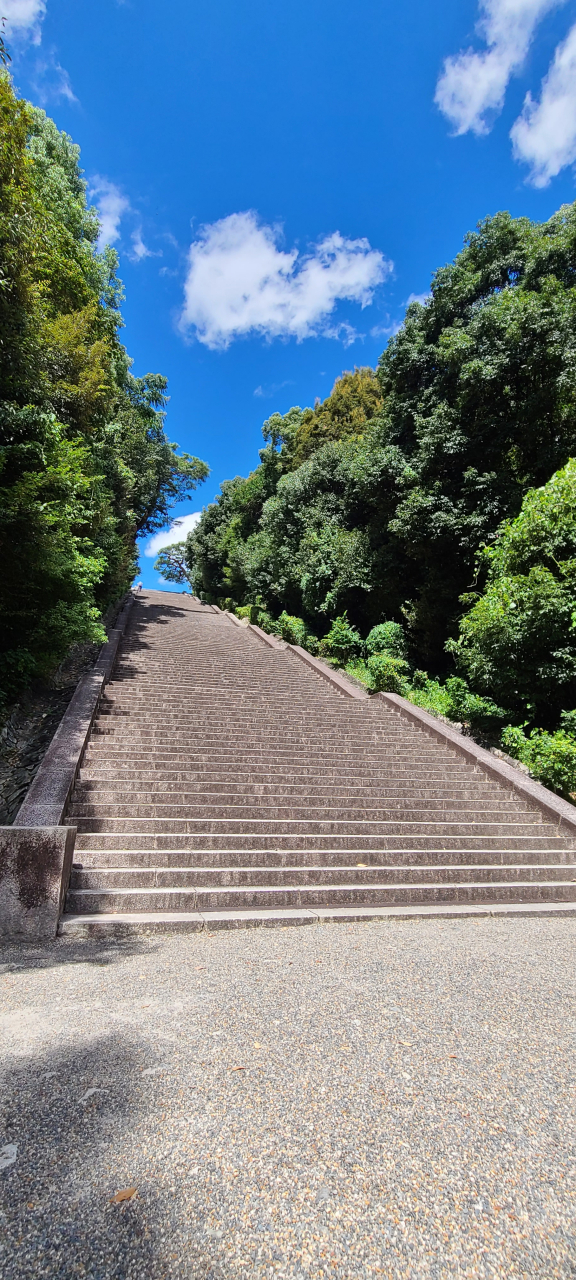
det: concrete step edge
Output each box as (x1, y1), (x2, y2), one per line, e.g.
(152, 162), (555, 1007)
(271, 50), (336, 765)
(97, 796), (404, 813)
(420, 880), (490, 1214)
(58, 901), (576, 935)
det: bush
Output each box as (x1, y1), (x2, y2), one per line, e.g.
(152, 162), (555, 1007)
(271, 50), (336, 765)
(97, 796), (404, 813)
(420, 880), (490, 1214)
(234, 603), (279, 633)
(320, 614), (363, 664)
(501, 725), (576, 799)
(449, 460), (576, 724)
(405, 672), (452, 717)
(366, 653), (411, 693)
(254, 609), (276, 634)
(400, 671), (506, 733)
(365, 621), (407, 658)
(560, 709), (576, 737)
(344, 657), (372, 687)
(236, 604), (258, 623)
(274, 611), (317, 650)
(443, 677), (507, 736)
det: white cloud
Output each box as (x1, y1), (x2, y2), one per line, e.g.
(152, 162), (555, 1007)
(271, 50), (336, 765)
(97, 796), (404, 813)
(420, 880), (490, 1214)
(144, 513), (202, 558)
(253, 380), (294, 398)
(511, 19), (576, 183)
(405, 292), (431, 306)
(28, 53), (76, 103)
(435, 0), (564, 135)
(130, 228), (153, 261)
(3, 4), (77, 105)
(3, 0), (46, 42)
(179, 211), (391, 350)
(370, 320), (403, 339)
(91, 179), (130, 251)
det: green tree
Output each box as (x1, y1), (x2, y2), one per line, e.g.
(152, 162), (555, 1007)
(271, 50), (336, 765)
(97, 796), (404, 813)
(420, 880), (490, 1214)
(290, 368), (383, 466)
(449, 459), (576, 723)
(154, 542), (189, 585)
(378, 207), (576, 662)
(0, 75), (207, 706)
(188, 202), (576, 678)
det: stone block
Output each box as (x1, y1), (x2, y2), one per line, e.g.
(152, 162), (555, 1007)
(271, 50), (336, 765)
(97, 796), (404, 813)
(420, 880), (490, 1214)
(0, 826), (76, 941)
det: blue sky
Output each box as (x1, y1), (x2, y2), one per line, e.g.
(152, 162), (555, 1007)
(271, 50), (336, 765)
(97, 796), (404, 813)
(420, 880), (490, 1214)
(6, 0), (576, 587)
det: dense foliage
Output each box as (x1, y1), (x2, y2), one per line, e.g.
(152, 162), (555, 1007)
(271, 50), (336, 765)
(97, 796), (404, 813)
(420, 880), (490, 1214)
(183, 202), (576, 795)
(187, 204), (576, 669)
(0, 76), (207, 707)
(449, 458), (576, 725)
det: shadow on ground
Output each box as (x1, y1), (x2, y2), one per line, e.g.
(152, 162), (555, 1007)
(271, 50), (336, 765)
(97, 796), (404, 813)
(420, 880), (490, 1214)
(0, 939), (158, 976)
(0, 1029), (222, 1280)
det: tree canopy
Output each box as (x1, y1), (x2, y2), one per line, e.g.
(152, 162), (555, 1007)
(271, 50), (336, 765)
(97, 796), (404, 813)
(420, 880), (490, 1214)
(187, 203), (576, 674)
(0, 75), (208, 707)
(449, 458), (576, 724)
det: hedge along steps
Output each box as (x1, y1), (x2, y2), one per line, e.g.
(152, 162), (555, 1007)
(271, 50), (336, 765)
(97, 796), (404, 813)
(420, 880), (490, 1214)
(53, 589), (576, 936)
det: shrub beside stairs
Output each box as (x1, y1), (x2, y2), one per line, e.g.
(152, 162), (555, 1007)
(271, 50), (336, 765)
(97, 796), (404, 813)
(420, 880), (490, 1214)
(60, 590), (576, 936)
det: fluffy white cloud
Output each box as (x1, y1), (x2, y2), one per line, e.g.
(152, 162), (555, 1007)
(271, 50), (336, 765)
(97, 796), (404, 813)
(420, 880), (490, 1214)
(405, 292), (431, 306)
(3, 0), (46, 41)
(511, 19), (576, 183)
(435, 0), (564, 135)
(179, 211), (391, 349)
(144, 513), (202, 558)
(91, 179), (130, 251)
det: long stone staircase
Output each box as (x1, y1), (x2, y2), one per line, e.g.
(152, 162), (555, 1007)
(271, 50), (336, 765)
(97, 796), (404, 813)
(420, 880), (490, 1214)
(60, 591), (576, 935)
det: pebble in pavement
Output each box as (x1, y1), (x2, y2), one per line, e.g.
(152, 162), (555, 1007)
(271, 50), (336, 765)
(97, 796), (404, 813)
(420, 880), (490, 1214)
(0, 916), (574, 1279)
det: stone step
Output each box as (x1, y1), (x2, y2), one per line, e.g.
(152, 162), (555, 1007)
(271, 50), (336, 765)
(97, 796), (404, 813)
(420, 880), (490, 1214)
(74, 783), (532, 814)
(72, 832), (575, 851)
(72, 815), (559, 838)
(65, 879), (576, 915)
(70, 863), (576, 889)
(70, 773), (522, 803)
(58, 901), (576, 937)
(70, 791), (531, 814)
(83, 727), (456, 748)
(71, 846), (575, 868)
(75, 772), (514, 798)
(60, 590), (576, 933)
(77, 770), (497, 794)
(81, 748), (479, 772)
(72, 849), (576, 870)
(86, 736), (455, 761)
(67, 802), (543, 823)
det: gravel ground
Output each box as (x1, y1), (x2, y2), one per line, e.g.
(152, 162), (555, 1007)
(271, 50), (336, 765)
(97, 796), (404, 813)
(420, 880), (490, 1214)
(0, 917), (575, 1280)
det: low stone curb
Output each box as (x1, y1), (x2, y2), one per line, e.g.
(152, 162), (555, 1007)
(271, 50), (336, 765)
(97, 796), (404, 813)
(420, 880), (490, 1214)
(377, 691), (576, 837)
(248, 624), (285, 650)
(1, 592), (134, 941)
(287, 645), (369, 701)
(14, 593), (134, 827)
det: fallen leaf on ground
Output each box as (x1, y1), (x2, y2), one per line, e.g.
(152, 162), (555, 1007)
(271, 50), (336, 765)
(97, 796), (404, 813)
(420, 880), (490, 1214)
(230, 1066), (246, 1072)
(356, 863), (367, 868)
(398, 1041), (412, 1047)
(110, 1187), (137, 1204)
(448, 1054), (458, 1059)
(195, 967), (206, 971)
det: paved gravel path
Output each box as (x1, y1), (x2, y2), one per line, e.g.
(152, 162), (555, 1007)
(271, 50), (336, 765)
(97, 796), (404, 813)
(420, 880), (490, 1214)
(0, 917), (574, 1279)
